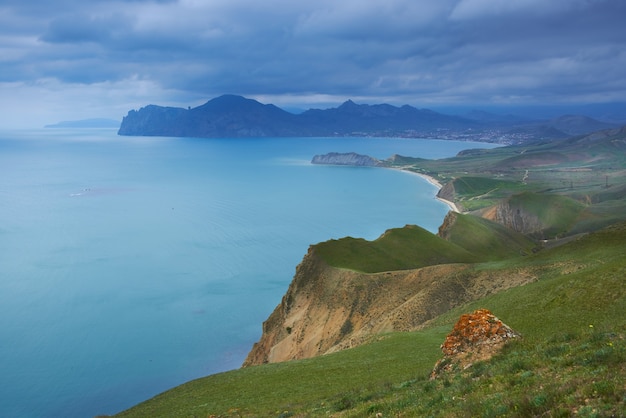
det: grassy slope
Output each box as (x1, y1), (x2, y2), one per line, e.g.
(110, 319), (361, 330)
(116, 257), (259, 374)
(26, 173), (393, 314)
(342, 222), (626, 417)
(447, 176), (526, 211)
(441, 212), (536, 260)
(395, 127), (626, 235)
(312, 224), (476, 273)
(507, 192), (586, 238)
(114, 222), (626, 418)
(312, 216), (537, 273)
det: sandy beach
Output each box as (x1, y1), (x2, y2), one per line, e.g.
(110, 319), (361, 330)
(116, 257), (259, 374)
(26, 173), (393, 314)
(391, 167), (461, 213)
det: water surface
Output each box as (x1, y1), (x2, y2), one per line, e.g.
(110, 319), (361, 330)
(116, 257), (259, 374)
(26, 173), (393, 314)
(0, 129), (497, 417)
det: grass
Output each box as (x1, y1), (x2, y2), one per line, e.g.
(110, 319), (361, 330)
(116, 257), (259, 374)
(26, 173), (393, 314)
(392, 129), (626, 236)
(572, 198), (626, 235)
(313, 214), (538, 272)
(115, 328), (449, 417)
(505, 192), (586, 239)
(441, 212), (536, 259)
(113, 222), (626, 417)
(312, 224), (476, 272)
(342, 329), (625, 417)
(449, 176), (526, 211)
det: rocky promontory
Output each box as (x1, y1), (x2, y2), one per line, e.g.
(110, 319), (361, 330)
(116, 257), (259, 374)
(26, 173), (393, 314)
(311, 152), (382, 166)
(118, 94), (479, 139)
(242, 232), (536, 367)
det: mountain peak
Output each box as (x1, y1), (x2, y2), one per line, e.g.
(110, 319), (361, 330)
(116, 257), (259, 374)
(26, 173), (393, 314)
(200, 94), (259, 109)
(338, 99), (359, 109)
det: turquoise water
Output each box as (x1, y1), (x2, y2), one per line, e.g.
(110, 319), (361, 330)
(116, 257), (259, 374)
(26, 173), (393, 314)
(0, 129), (497, 417)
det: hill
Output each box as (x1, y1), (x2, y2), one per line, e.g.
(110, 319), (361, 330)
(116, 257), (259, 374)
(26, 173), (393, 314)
(113, 221), (626, 417)
(242, 218), (536, 367)
(391, 125), (626, 237)
(547, 114), (618, 136)
(312, 224), (476, 272)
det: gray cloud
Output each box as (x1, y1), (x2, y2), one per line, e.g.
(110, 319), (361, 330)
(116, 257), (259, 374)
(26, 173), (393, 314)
(1, 0), (625, 127)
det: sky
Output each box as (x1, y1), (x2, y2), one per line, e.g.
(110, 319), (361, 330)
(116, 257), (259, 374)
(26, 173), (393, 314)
(1, 0), (625, 128)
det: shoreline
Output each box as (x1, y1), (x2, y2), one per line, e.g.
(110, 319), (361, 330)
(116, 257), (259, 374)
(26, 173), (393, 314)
(390, 167), (460, 213)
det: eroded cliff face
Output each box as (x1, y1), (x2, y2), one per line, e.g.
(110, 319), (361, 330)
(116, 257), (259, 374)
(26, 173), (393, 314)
(242, 247), (537, 367)
(437, 181), (457, 208)
(436, 180), (544, 236)
(480, 200), (543, 235)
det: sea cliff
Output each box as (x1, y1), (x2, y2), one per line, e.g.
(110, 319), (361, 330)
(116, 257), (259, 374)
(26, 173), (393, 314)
(242, 225), (537, 367)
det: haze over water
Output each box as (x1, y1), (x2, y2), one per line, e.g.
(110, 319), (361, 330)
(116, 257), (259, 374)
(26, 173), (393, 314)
(0, 129), (497, 417)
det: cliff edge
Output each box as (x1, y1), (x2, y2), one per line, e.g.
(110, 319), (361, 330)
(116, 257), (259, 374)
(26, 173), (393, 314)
(242, 244), (536, 367)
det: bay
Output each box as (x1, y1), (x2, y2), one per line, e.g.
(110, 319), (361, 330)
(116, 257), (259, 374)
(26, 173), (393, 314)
(0, 129), (497, 417)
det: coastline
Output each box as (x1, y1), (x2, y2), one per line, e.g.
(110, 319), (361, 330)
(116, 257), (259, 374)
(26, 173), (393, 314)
(391, 167), (460, 213)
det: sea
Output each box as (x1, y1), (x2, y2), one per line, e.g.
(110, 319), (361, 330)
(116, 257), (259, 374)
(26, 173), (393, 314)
(0, 129), (498, 417)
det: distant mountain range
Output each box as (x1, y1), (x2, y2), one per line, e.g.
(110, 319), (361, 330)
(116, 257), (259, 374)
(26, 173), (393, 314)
(118, 95), (621, 144)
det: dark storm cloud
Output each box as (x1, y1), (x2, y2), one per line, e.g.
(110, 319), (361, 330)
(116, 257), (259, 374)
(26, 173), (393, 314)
(1, 0), (625, 126)
(40, 13), (133, 44)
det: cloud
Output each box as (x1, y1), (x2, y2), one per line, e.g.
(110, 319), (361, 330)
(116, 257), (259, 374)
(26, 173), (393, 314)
(0, 0), (625, 127)
(41, 13), (134, 44)
(449, 0), (605, 20)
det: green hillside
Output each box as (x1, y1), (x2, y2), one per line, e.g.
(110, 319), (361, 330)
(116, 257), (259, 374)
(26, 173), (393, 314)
(114, 222), (626, 418)
(313, 213), (537, 273)
(395, 126), (626, 235)
(507, 192), (586, 239)
(439, 212), (536, 259)
(313, 224), (476, 273)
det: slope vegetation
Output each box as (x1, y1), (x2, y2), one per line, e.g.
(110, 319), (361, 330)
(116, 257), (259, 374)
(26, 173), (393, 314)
(438, 212), (536, 259)
(242, 217), (538, 367)
(114, 222), (626, 417)
(394, 125), (626, 237)
(312, 224), (476, 273)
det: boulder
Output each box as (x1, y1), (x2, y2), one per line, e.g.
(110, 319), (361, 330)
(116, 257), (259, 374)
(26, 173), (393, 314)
(431, 308), (520, 379)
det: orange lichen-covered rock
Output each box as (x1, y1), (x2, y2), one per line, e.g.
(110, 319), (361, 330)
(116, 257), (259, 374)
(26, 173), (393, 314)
(431, 309), (520, 378)
(441, 308), (519, 355)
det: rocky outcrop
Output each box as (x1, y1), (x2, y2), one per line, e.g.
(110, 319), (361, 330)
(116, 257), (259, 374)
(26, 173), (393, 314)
(437, 211), (458, 241)
(430, 309), (520, 379)
(436, 181), (459, 210)
(311, 152), (381, 167)
(242, 248), (536, 367)
(491, 201), (543, 234)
